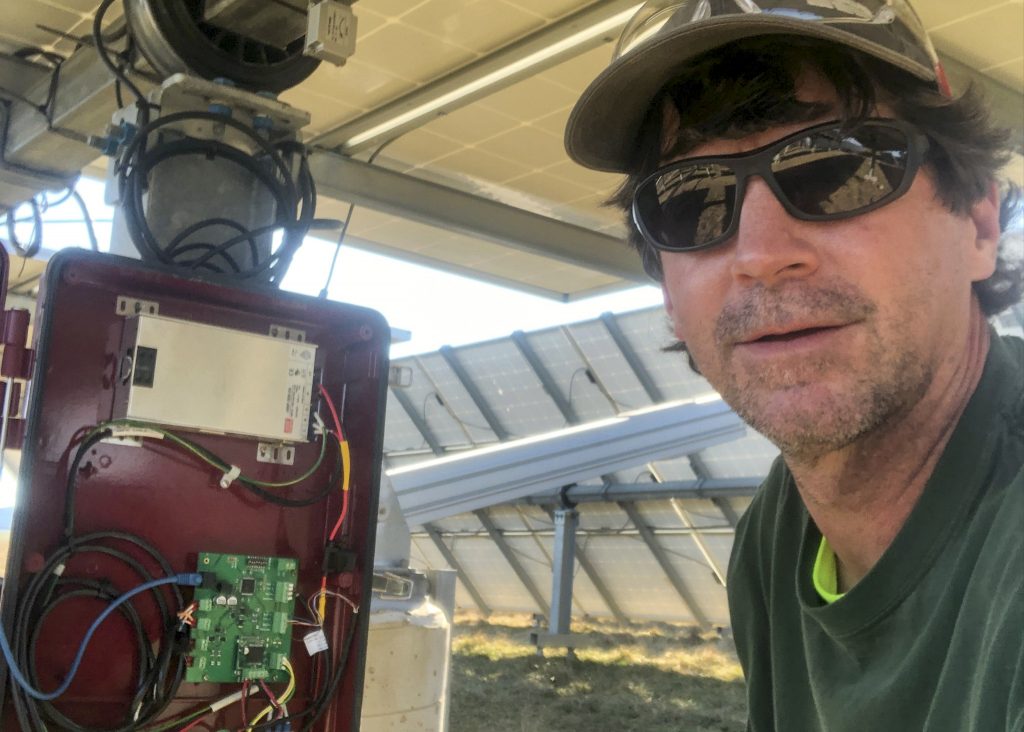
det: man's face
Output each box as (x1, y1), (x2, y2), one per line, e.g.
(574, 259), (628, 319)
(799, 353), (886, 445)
(659, 79), (999, 459)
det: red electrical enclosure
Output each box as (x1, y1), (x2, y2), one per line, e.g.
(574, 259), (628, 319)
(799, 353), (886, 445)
(0, 249), (389, 731)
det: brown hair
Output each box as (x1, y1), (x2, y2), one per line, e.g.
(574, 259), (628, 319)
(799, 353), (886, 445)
(609, 36), (1023, 317)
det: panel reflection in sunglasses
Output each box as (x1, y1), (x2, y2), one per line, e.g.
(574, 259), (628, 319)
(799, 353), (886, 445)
(656, 164), (736, 246)
(772, 130), (909, 216)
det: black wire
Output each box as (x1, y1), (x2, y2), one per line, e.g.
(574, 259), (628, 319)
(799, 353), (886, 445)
(93, 0), (150, 120)
(4, 197), (43, 257)
(116, 112), (315, 281)
(12, 47), (65, 67)
(62, 427), (112, 539)
(120, 131), (293, 265)
(298, 613), (359, 732)
(9, 532), (185, 732)
(164, 217), (260, 266)
(244, 610), (360, 732)
(71, 188), (100, 251)
(319, 138), (397, 298)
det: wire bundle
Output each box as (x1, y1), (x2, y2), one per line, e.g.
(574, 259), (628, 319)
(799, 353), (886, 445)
(5, 532), (190, 732)
(5, 376), (356, 730)
(112, 111), (316, 284)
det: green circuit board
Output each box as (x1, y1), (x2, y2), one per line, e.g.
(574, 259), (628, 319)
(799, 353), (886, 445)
(186, 552), (297, 683)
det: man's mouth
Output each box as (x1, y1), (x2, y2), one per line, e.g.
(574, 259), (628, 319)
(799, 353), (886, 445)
(747, 325), (843, 343)
(732, 323), (854, 355)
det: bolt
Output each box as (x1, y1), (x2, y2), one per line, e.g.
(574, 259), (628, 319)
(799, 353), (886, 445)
(208, 103), (232, 118)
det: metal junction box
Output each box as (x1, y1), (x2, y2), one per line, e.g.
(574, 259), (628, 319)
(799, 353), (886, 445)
(115, 314), (317, 442)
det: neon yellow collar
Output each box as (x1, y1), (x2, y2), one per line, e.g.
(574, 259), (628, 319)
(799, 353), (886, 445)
(813, 535), (846, 604)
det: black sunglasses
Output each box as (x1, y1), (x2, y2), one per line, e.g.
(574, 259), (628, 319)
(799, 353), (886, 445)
(632, 118), (929, 252)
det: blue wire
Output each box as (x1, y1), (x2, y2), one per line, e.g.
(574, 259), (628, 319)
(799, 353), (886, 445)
(0, 572), (201, 701)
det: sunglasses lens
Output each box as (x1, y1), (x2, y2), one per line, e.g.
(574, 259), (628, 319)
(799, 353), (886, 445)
(635, 121), (919, 252)
(772, 124), (912, 217)
(637, 163), (738, 250)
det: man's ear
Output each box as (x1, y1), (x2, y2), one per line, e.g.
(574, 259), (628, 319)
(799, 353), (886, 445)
(967, 182), (1002, 283)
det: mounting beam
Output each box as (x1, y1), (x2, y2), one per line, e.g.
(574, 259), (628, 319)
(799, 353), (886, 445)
(523, 477), (762, 505)
(511, 330), (580, 424)
(474, 509), (549, 616)
(439, 346), (509, 440)
(599, 312), (664, 403)
(422, 523), (491, 616)
(307, 151), (644, 282)
(712, 497), (741, 528)
(390, 387), (445, 457)
(618, 502), (711, 630)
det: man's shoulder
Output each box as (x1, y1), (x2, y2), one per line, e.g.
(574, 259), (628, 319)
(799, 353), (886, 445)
(728, 454), (799, 587)
(735, 454), (793, 539)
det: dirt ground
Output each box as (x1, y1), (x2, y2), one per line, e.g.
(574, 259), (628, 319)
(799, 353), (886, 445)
(448, 614), (747, 732)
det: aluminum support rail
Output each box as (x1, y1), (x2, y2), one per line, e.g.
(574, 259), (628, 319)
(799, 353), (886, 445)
(523, 477), (763, 505)
(306, 151), (645, 282)
(309, 0), (641, 152)
(388, 398), (746, 525)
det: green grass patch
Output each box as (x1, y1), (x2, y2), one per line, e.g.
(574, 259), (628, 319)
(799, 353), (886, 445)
(450, 614), (746, 732)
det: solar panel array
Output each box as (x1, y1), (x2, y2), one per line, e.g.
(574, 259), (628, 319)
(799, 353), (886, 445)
(384, 305), (778, 626)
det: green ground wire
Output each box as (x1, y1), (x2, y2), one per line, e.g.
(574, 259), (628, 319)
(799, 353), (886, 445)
(94, 419), (328, 488)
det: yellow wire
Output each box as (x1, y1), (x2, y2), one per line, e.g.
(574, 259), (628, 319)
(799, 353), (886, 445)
(245, 658), (295, 731)
(318, 439), (350, 621)
(341, 440), (350, 494)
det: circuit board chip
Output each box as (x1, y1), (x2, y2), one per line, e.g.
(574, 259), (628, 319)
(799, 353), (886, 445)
(186, 552), (297, 683)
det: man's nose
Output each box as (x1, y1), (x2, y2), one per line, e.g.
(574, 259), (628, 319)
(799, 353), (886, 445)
(729, 177), (821, 286)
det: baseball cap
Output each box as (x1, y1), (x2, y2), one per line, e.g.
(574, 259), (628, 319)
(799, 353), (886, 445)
(565, 0), (949, 172)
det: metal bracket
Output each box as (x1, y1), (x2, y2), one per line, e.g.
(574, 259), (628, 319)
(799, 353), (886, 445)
(269, 324), (306, 342)
(388, 365), (413, 388)
(371, 571), (415, 600)
(116, 296), (159, 317)
(256, 443), (295, 465)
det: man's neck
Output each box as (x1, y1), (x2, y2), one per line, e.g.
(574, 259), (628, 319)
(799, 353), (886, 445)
(786, 308), (991, 593)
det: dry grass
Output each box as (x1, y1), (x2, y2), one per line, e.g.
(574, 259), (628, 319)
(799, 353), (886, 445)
(449, 614), (746, 732)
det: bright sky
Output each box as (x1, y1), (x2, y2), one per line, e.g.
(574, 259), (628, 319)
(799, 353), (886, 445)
(23, 177), (663, 359)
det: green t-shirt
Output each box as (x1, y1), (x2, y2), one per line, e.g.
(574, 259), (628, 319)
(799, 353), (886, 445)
(727, 333), (1024, 732)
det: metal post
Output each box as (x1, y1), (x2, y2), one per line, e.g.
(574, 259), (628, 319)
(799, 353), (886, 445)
(548, 508), (579, 637)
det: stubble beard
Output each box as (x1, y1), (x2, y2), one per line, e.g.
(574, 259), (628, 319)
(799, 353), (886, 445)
(704, 282), (934, 462)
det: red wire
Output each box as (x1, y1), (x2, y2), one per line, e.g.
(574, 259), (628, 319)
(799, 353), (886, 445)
(328, 487), (350, 542)
(319, 383), (350, 541)
(239, 680), (249, 727)
(318, 383), (344, 441)
(258, 679), (282, 712)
